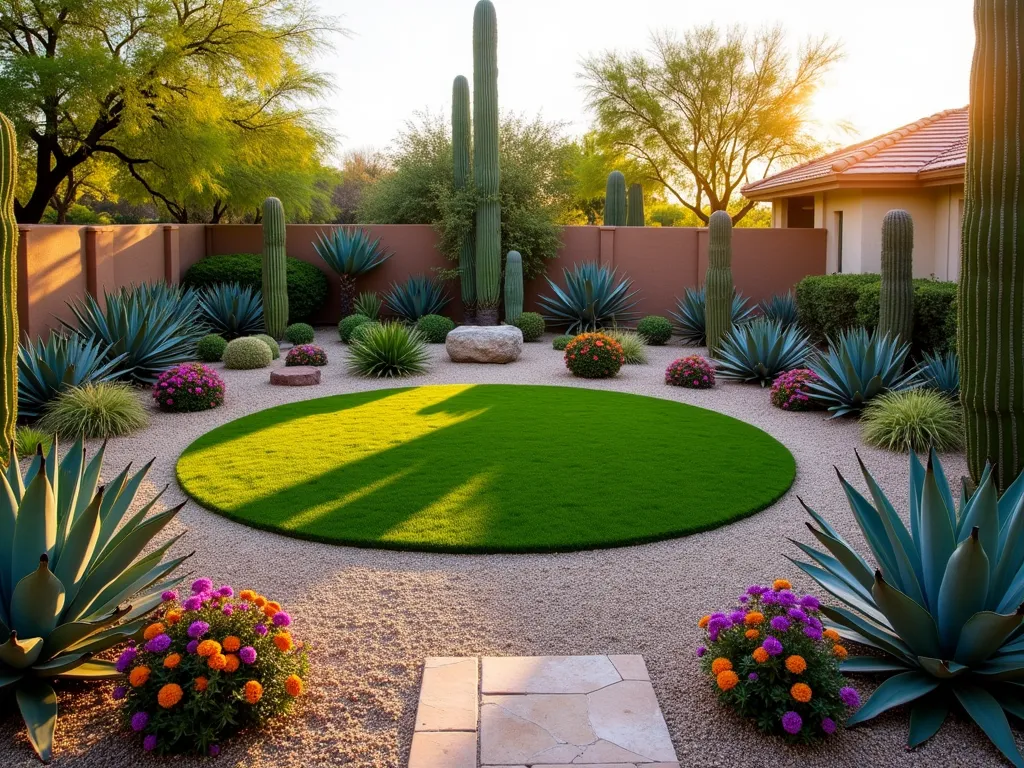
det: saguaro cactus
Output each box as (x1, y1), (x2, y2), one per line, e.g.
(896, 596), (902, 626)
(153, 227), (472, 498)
(960, 0), (1024, 490)
(604, 171), (626, 226)
(0, 111), (17, 468)
(473, 0), (501, 325)
(879, 209), (914, 348)
(627, 183), (645, 226)
(261, 197), (288, 340)
(705, 210), (734, 357)
(453, 75), (477, 324)
(504, 251), (523, 324)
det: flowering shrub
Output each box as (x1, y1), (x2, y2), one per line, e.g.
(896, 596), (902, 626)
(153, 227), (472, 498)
(118, 578), (309, 755)
(770, 368), (822, 411)
(697, 579), (859, 743)
(285, 344), (328, 367)
(564, 332), (624, 379)
(666, 355), (715, 389)
(152, 363), (226, 413)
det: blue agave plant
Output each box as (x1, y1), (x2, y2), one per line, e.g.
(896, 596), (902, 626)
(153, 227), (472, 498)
(537, 263), (641, 334)
(921, 349), (960, 397)
(715, 318), (812, 386)
(670, 286), (756, 346)
(383, 275), (451, 323)
(18, 335), (125, 420)
(197, 282), (264, 340)
(760, 291), (800, 329)
(313, 228), (392, 317)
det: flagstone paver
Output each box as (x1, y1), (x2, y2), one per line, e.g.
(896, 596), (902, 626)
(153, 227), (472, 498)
(416, 657), (479, 732)
(481, 655), (621, 694)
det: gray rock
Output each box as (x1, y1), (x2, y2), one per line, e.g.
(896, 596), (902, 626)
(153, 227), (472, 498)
(446, 325), (523, 364)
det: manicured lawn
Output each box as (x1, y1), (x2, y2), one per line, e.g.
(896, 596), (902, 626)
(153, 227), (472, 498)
(176, 384), (796, 553)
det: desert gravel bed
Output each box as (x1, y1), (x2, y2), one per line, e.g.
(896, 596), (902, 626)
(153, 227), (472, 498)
(1, 328), (1007, 768)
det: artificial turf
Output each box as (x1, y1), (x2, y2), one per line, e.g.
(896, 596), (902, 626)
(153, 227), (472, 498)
(176, 384), (796, 554)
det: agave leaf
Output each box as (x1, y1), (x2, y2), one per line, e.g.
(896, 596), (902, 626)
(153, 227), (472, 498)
(994, 484), (1024, 602)
(919, 456), (957, 609)
(953, 683), (1024, 767)
(10, 557), (66, 640)
(937, 529), (990, 652)
(31, 652), (92, 676)
(4, 439), (25, 497)
(55, 659), (120, 679)
(12, 462), (57, 588)
(846, 671), (940, 726)
(998, 466), (1024, 532)
(75, 440), (106, 523)
(16, 679), (57, 762)
(917, 656), (968, 678)
(841, 656), (913, 673)
(909, 450), (925, 550)
(976, 654), (1024, 681)
(820, 604), (916, 662)
(95, 459), (155, 555)
(791, 536), (874, 599)
(959, 474), (999, 562)
(871, 570), (942, 659)
(65, 617), (148, 655)
(788, 557), (890, 625)
(53, 437), (85, 555)
(82, 544), (187, 620)
(994, 684), (1024, 721)
(0, 470), (18, 618)
(956, 611), (1024, 667)
(52, 488), (103, 607)
(836, 469), (901, 586)
(0, 633), (43, 669)
(908, 696), (949, 748)
(42, 605), (132, 659)
(0, 670), (23, 689)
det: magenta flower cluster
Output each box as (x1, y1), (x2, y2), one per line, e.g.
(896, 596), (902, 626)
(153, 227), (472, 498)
(665, 355), (715, 389)
(153, 363), (225, 413)
(285, 344), (328, 367)
(769, 368), (821, 412)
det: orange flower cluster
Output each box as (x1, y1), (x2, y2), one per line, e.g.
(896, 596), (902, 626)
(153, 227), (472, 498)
(785, 655), (807, 674)
(273, 633), (293, 653)
(716, 670), (739, 691)
(208, 653), (228, 671)
(744, 612), (765, 626)
(711, 658), (733, 675)
(129, 666), (150, 687)
(744, 629), (759, 640)
(790, 683), (812, 703)
(752, 647), (769, 664)
(164, 653), (181, 669)
(165, 608), (183, 625)
(223, 636), (241, 652)
(143, 622), (166, 641)
(197, 640), (222, 658)
(244, 680), (263, 704)
(832, 644), (848, 659)
(158, 683), (183, 709)
(194, 676), (208, 692)
(285, 674), (304, 697)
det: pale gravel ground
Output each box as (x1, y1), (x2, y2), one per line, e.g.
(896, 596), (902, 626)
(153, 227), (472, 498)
(0, 328), (1011, 768)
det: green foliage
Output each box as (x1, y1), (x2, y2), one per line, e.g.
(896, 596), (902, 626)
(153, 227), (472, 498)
(794, 450), (1024, 765)
(346, 323), (429, 378)
(261, 197), (288, 339)
(198, 283), (264, 340)
(383, 276), (452, 323)
(181, 254), (328, 324)
(552, 335), (573, 351)
(566, 132), (656, 224)
(626, 183), (645, 226)
(222, 337), (273, 370)
(504, 251), (524, 324)
(312, 228), (393, 317)
(514, 312), (545, 343)
(349, 321), (382, 344)
(807, 328), (921, 418)
(636, 315), (673, 345)
(861, 390), (963, 453)
(39, 382), (149, 439)
(605, 330), (647, 364)
(338, 314), (373, 344)
(353, 292), (382, 321)
(879, 210), (914, 347)
(285, 323), (315, 345)
(714, 318), (812, 386)
(252, 335), (280, 360)
(1, 111), (15, 466)
(415, 314), (456, 344)
(795, 274), (880, 343)
(538, 263), (641, 334)
(473, 0), (501, 312)
(921, 349), (960, 397)
(564, 332), (624, 379)
(14, 425), (51, 457)
(18, 334), (124, 420)
(0, 438), (186, 762)
(603, 171), (626, 226)
(760, 292), (799, 329)
(670, 287), (756, 346)
(196, 334), (228, 363)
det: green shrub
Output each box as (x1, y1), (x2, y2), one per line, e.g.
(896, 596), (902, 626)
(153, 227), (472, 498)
(285, 323), (316, 345)
(514, 311), (545, 342)
(552, 335), (573, 351)
(181, 253), (329, 323)
(861, 390), (963, 453)
(416, 314), (456, 343)
(14, 425), (52, 456)
(636, 315), (673, 345)
(353, 291), (382, 320)
(338, 313), (372, 343)
(564, 332), (624, 378)
(39, 382), (149, 438)
(795, 274), (880, 343)
(349, 321), (383, 344)
(347, 323), (430, 378)
(606, 330), (647, 364)
(196, 334), (228, 363)
(253, 334), (280, 359)
(223, 337), (273, 370)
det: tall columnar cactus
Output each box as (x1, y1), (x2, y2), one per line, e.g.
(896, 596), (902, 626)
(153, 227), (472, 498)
(879, 209), (914, 347)
(453, 75), (477, 323)
(473, 0), (501, 324)
(604, 171), (626, 226)
(0, 111), (17, 468)
(960, 0), (1024, 491)
(626, 183), (645, 226)
(261, 197), (288, 340)
(504, 250), (523, 324)
(705, 210), (734, 357)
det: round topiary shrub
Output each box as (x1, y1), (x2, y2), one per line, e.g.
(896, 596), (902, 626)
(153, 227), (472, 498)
(196, 334), (228, 363)
(770, 369), (822, 412)
(285, 323), (315, 345)
(637, 315), (673, 346)
(223, 337), (273, 370)
(666, 355), (715, 389)
(153, 363), (226, 412)
(286, 344), (328, 367)
(564, 332), (624, 379)
(252, 334), (280, 360)
(861, 389), (963, 453)
(514, 312), (545, 342)
(416, 314), (456, 343)
(349, 321), (383, 344)
(552, 335), (573, 351)
(338, 313), (372, 343)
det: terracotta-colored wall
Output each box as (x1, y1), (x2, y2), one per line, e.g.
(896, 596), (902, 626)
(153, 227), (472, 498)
(111, 225), (166, 287)
(17, 225), (87, 340)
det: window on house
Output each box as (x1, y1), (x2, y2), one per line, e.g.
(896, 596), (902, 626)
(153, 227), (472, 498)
(834, 211), (844, 273)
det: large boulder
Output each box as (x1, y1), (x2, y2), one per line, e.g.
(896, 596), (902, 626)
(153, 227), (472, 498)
(446, 325), (523, 364)
(270, 366), (322, 386)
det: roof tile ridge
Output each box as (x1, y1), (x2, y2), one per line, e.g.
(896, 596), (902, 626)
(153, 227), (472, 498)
(830, 108), (957, 173)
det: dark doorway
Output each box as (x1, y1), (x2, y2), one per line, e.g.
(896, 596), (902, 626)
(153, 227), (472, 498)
(787, 196), (815, 228)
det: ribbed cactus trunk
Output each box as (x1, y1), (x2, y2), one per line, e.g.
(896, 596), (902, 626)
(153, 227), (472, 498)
(473, 0), (501, 325)
(504, 251), (523, 324)
(960, 0), (1024, 491)
(261, 197), (289, 339)
(626, 183), (645, 226)
(604, 171), (626, 226)
(705, 210), (734, 357)
(453, 75), (477, 325)
(0, 112), (17, 469)
(879, 209), (914, 348)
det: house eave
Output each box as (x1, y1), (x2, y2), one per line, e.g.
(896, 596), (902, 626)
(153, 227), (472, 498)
(743, 167), (966, 201)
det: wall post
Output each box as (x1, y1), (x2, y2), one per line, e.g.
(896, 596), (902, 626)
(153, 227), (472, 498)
(16, 225), (29, 339)
(84, 226), (115, 305)
(598, 226), (616, 269)
(162, 224), (181, 284)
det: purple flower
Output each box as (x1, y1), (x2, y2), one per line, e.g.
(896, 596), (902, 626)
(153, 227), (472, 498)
(696, 645), (706, 658)
(708, 616), (730, 634)
(747, 673), (759, 682)
(800, 595), (820, 611)
(238, 602), (250, 611)
(186, 640), (199, 654)
(112, 686), (127, 700)
(255, 623), (268, 636)
(239, 646), (257, 664)
(187, 620), (210, 639)
(777, 590), (797, 606)
(821, 717), (837, 735)
(191, 577), (213, 594)
(144, 634), (172, 653)
(130, 712), (150, 732)
(762, 636), (783, 656)
(803, 625), (823, 641)
(222, 605), (234, 616)
(209, 745), (221, 757)
(728, 610), (746, 625)
(218, 586), (234, 597)
(161, 590), (178, 602)
(746, 584), (767, 596)
(787, 608), (809, 623)
(143, 734), (157, 752)
(182, 595), (203, 611)
(115, 647), (138, 673)
(738, 595), (749, 604)
(272, 611), (291, 627)
(769, 616), (791, 633)
(781, 711), (803, 735)
(840, 687), (861, 708)
(762, 591), (779, 606)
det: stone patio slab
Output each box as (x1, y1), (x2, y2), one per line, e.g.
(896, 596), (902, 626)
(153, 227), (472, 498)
(416, 657), (479, 732)
(587, 681), (676, 762)
(408, 731), (477, 768)
(481, 655), (621, 694)
(608, 654), (650, 681)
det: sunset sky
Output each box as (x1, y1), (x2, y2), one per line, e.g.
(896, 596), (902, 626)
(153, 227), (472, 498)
(317, 0), (975, 160)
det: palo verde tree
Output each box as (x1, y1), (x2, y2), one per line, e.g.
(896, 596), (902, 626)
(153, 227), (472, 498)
(579, 25), (841, 224)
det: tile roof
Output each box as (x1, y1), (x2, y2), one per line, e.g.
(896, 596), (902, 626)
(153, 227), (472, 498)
(743, 107), (968, 198)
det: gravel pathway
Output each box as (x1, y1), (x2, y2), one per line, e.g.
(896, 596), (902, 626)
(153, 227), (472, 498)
(2, 329), (1008, 768)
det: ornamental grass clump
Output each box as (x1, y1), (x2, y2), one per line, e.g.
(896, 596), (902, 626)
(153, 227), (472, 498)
(697, 579), (859, 743)
(564, 332), (624, 379)
(153, 363), (226, 413)
(861, 389), (963, 453)
(665, 355), (715, 389)
(119, 578), (308, 756)
(40, 382), (149, 438)
(770, 369), (822, 412)
(347, 322), (429, 378)
(605, 330), (647, 364)
(285, 345), (328, 367)
(552, 335), (573, 351)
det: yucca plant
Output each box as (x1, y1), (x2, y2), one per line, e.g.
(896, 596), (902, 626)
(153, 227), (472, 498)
(807, 328), (920, 418)
(792, 450), (1024, 766)
(313, 228), (393, 317)
(347, 322), (430, 378)
(65, 283), (205, 385)
(353, 291), (382, 320)
(537, 263), (641, 334)
(922, 349), (960, 397)
(18, 334), (125, 420)
(383, 276), (451, 323)
(760, 291), (800, 329)
(714, 318), (812, 386)
(197, 282), (264, 340)
(0, 438), (188, 761)
(670, 287), (756, 346)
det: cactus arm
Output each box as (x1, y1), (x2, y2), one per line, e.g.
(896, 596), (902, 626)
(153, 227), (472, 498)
(504, 251), (523, 324)
(705, 210), (734, 357)
(473, 0), (501, 322)
(261, 197), (289, 338)
(0, 111), (17, 469)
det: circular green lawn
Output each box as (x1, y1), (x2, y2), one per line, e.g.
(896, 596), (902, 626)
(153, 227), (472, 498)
(176, 385), (795, 553)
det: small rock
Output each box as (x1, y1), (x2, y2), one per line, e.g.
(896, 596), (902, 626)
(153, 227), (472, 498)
(446, 325), (523, 364)
(270, 367), (322, 386)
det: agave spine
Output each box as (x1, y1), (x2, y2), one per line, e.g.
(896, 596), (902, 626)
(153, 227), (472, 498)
(504, 251), (524, 324)
(473, 0), (501, 322)
(705, 210), (734, 357)
(1, 111), (17, 468)
(261, 197), (289, 339)
(879, 210), (914, 348)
